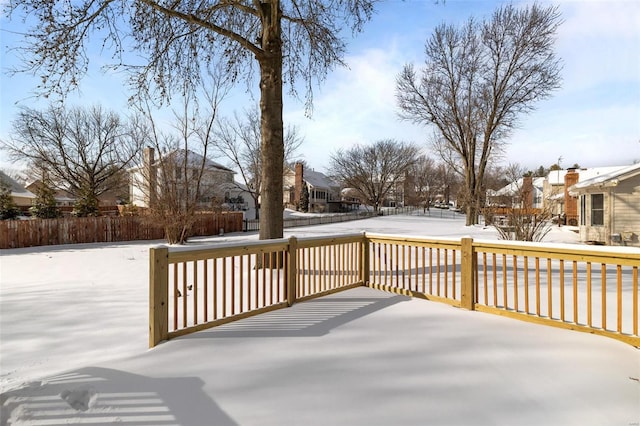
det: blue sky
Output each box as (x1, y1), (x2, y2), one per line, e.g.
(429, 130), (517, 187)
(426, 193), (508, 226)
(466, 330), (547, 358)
(1, 0), (639, 175)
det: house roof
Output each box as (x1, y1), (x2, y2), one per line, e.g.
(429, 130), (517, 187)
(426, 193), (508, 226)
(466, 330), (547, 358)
(489, 176), (545, 197)
(26, 179), (76, 202)
(130, 149), (235, 174)
(303, 169), (338, 190)
(546, 166), (630, 186)
(160, 149), (235, 173)
(546, 169), (568, 186)
(0, 170), (36, 199)
(570, 162), (640, 193)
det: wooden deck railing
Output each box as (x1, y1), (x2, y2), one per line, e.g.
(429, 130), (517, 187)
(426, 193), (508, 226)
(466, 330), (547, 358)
(150, 233), (639, 347)
(472, 240), (639, 345)
(149, 234), (366, 346)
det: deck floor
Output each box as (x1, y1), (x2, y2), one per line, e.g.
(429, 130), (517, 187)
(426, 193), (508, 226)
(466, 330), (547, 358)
(2, 286), (638, 425)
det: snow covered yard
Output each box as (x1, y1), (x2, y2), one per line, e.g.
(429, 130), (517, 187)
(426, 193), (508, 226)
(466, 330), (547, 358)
(1, 214), (639, 425)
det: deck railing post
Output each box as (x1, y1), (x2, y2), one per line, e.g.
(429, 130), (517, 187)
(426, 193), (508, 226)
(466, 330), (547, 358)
(287, 236), (298, 307)
(361, 232), (370, 285)
(149, 246), (169, 348)
(460, 237), (476, 310)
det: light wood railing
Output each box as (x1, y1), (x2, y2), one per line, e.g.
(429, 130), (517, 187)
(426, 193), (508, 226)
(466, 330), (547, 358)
(150, 233), (639, 347)
(472, 240), (639, 346)
(149, 234), (366, 347)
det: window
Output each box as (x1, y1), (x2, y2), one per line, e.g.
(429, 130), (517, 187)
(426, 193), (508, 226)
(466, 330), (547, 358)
(580, 195), (586, 226)
(316, 190), (326, 200)
(591, 193), (604, 226)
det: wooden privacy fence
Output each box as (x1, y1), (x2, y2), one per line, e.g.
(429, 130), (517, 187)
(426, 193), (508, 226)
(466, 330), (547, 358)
(149, 233), (640, 347)
(0, 212), (243, 249)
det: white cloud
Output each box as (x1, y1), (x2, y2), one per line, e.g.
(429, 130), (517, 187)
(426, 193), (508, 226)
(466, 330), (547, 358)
(555, 0), (640, 91)
(285, 44), (428, 171)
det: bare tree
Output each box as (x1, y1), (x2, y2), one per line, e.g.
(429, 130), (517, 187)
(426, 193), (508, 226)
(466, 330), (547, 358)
(396, 4), (562, 225)
(328, 139), (419, 213)
(132, 73), (231, 244)
(484, 163), (553, 242)
(404, 155), (437, 211)
(1, 104), (144, 216)
(213, 106), (303, 220)
(5, 0), (378, 240)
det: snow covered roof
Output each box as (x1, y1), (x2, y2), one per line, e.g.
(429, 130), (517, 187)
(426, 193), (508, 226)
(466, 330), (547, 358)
(546, 169), (567, 186)
(159, 149), (235, 173)
(304, 169), (338, 189)
(130, 149), (234, 174)
(0, 170), (36, 199)
(570, 162), (640, 193)
(490, 176), (544, 197)
(546, 166), (630, 186)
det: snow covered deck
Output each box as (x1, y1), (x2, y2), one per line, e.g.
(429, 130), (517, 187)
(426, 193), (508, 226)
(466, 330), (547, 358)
(2, 215), (639, 425)
(2, 286), (638, 425)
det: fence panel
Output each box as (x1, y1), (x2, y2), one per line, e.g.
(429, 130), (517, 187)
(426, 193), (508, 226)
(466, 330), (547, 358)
(296, 235), (364, 300)
(0, 212), (243, 249)
(473, 241), (639, 345)
(366, 234), (463, 307)
(151, 234), (365, 344)
(242, 210), (412, 233)
(166, 241), (290, 337)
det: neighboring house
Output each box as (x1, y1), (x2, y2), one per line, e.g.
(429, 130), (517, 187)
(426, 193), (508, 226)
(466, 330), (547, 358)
(569, 162), (640, 246)
(283, 163), (343, 213)
(486, 176), (545, 210)
(27, 177), (128, 207)
(130, 147), (255, 218)
(0, 170), (36, 207)
(543, 166), (629, 225)
(543, 169), (569, 219)
(25, 180), (75, 207)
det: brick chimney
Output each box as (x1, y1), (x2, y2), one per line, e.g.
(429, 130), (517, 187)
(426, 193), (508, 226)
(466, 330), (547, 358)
(294, 162), (304, 207)
(522, 176), (533, 209)
(564, 168), (579, 220)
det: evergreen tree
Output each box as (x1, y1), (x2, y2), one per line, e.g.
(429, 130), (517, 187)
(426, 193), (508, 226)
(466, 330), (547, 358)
(0, 179), (20, 220)
(29, 179), (61, 218)
(72, 185), (100, 217)
(299, 184), (310, 213)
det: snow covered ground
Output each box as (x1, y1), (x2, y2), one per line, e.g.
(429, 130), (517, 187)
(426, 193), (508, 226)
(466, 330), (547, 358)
(1, 213), (638, 425)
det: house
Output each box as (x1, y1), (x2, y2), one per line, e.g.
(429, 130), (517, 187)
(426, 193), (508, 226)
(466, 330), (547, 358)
(569, 162), (640, 246)
(130, 147), (256, 218)
(486, 176), (545, 209)
(543, 166), (630, 226)
(25, 180), (75, 207)
(0, 170), (36, 207)
(283, 163), (343, 212)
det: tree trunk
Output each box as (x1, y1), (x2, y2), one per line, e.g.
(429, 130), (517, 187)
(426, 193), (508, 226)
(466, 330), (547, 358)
(465, 168), (476, 226)
(258, 1), (284, 241)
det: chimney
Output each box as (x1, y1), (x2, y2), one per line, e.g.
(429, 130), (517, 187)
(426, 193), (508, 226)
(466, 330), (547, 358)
(143, 147), (156, 208)
(522, 176), (533, 209)
(564, 169), (579, 219)
(295, 162), (304, 207)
